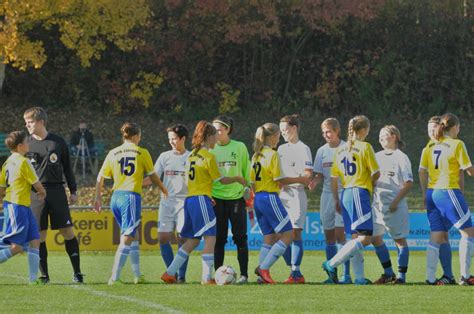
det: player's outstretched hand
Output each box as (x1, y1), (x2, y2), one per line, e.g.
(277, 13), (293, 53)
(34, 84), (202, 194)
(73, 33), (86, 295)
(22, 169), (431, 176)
(69, 193), (78, 204)
(93, 199), (102, 213)
(36, 191), (46, 201)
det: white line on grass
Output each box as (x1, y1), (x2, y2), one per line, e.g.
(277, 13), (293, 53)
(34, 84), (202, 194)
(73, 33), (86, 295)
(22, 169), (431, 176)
(0, 273), (183, 314)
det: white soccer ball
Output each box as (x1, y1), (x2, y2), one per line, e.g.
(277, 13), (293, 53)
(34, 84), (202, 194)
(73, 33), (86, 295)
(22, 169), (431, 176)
(215, 265), (237, 285)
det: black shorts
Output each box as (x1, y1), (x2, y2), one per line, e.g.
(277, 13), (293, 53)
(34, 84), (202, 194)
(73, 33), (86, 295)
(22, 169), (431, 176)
(32, 186), (73, 230)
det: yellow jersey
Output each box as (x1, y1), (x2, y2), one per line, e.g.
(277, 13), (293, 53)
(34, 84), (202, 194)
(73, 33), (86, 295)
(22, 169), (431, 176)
(99, 142), (154, 195)
(330, 140), (379, 192)
(0, 153), (39, 207)
(251, 146), (284, 193)
(186, 148), (222, 197)
(419, 136), (472, 189)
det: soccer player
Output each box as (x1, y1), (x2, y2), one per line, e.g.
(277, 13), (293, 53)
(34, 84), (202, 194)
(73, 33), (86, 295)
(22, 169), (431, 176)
(322, 115), (380, 285)
(424, 116), (459, 284)
(371, 125), (413, 284)
(24, 107), (83, 284)
(144, 124), (190, 283)
(251, 123), (310, 284)
(211, 116), (251, 284)
(0, 131), (47, 284)
(277, 115), (313, 284)
(94, 122), (169, 285)
(310, 118), (351, 284)
(161, 121), (246, 285)
(419, 113), (474, 285)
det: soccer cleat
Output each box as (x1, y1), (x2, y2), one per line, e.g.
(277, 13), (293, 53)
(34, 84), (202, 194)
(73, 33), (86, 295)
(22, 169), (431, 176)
(425, 280), (437, 285)
(201, 279), (216, 285)
(107, 278), (124, 285)
(177, 277), (186, 284)
(322, 278), (336, 284)
(339, 276), (353, 284)
(256, 276), (265, 284)
(255, 267), (275, 284)
(436, 275), (456, 285)
(393, 278), (406, 284)
(161, 272), (177, 284)
(134, 274), (147, 284)
(235, 275), (248, 284)
(373, 273), (396, 285)
(459, 276), (474, 286)
(354, 278), (372, 285)
(38, 276), (50, 284)
(322, 261), (339, 284)
(283, 275), (297, 284)
(73, 272), (85, 284)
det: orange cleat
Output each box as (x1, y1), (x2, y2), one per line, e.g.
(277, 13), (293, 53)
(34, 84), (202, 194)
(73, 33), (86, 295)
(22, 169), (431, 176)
(256, 267), (275, 284)
(201, 279), (216, 285)
(161, 272), (177, 284)
(283, 275), (306, 284)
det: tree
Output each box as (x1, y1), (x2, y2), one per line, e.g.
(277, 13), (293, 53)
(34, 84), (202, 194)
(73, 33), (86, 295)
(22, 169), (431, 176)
(0, 0), (151, 71)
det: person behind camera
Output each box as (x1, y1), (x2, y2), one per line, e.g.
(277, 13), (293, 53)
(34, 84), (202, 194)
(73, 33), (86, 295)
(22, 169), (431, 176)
(70, 122), (96, 156)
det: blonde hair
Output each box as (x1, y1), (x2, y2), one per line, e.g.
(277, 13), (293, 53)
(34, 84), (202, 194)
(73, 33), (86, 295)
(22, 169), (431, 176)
(321, 118), (341, 136)
(381, 125), (405, 149)
(436, 113), (459, 140)
(252, 123), (279, 159)
(347, 115), (370, 151)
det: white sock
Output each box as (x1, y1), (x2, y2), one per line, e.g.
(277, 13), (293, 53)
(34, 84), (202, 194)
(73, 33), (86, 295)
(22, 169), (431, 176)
(351, 251), (365, 281)
(201, 254), (214, 282)
(426, 242), (440, 283)
(259, 244), (272, 265)
(459, 237), (473, 278)
(166, 247), (189, 276)
(129, 241), (141, 278)
(111, 244), (130, 281)
(329, 239), (364, 268)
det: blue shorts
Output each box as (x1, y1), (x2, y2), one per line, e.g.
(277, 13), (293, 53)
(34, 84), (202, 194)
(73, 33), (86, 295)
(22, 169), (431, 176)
(254, 192), (292, 235)
(426, 189), (472, 232)
(111, 191), (141, 237)
(341, 187), (373, 235)
(181, 195), (216, 239)
(1, 201), (40, 247)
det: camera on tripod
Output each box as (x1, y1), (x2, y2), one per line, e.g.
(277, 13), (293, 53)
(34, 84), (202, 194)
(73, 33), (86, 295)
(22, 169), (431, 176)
(71, 123), (97, 180)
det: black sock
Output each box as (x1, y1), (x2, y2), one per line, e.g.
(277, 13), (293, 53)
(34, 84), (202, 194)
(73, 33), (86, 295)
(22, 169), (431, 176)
(39, 242), (49, 277)
(237, 244), (249, 277)
(65, 237), (81, 274)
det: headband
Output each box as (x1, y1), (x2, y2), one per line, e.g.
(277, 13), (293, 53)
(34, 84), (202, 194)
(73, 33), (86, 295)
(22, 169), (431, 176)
(213, 119), (231, 129)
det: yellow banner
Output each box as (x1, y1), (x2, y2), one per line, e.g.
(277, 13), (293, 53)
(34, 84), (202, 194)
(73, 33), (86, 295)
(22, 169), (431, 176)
(46, 210), (160, 251)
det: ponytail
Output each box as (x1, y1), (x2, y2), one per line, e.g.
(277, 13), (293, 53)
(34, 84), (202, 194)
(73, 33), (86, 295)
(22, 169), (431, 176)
(346, 115), (370, 152)
(252, 123), (279, 160)
(191, 120), (216, 154)
(435, 113), (459, 140)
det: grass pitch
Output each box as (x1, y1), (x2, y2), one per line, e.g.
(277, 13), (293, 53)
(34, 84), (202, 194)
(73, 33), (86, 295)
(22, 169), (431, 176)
(0, 251), (471, 313)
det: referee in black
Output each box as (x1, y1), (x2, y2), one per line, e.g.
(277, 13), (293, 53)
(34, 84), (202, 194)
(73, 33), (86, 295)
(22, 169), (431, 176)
(24, 107), (84, 284)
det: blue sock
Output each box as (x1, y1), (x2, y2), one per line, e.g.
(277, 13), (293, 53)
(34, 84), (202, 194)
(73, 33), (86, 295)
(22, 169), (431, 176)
(283, 246), (292, 266)
(259, 244), (272, 265)
(439, 242), (453, 279)
(27, 247), (40, 282)
(291, 240), (303, 277)
(111, 244), (130, 281)
(337, 243), (351, 278)
(0, 248), (13, 263)
(129, 241), (140, 277)
(160, 242), (174, 267)
(326, 244), (338, 260)
(261, 240), (287, 270)
(375, 243), (394, 277)
(397, 246), (409, 281)
(177, 243), (188, 280)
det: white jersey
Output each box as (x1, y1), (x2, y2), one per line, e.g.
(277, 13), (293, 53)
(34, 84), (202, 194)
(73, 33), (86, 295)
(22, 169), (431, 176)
(154, 150), (190, 199)
(277, 140), (313, 189)
(373, 149), (413, 208)
(313, 141), (345, 193)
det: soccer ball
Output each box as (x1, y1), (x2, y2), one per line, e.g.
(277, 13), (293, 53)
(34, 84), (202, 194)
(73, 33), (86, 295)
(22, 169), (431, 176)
(215, 265), (237, 285)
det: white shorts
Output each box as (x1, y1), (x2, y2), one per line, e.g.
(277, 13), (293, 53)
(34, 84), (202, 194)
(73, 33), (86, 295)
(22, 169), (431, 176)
(279, 187), (307, 229)
(158, 198), (185, 233)
(320, 191), (344, 230)
(372, 203), (409, 239)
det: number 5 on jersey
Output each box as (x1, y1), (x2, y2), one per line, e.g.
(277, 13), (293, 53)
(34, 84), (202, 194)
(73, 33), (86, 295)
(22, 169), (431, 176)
(188, 161), (196, 180)
(118, 157), (136, 176)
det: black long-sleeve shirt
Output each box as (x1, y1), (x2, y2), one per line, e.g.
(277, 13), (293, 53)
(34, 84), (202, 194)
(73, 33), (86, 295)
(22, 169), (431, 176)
(26, 133), (77, 194)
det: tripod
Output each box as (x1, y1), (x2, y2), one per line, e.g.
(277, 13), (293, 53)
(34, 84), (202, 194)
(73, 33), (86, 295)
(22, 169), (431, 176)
(73, 133), (94, 180)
